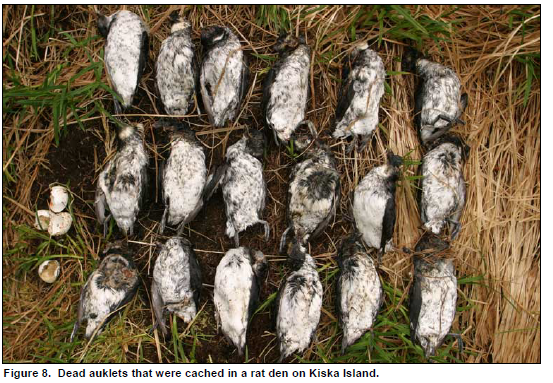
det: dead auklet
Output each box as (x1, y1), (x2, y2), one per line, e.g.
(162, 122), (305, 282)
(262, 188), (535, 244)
(336, 235), (383, 353)
(279, 135), (340, 253)
(157, 120), (208, 235)
(353, 151), (402, 262)
(200, 25), (249, 127)
(156, 11), (196, 116)
(151, 237), (202, 337)
(420, 134), (469, 240)
(203, 130), (269, 247)
(332, 43), (386, 152)
(213, 247), (268, 356)
(409, 232), (461, 359)
(70, 241), (139, 341)
(275, 243), (322, 362)
(95, 123), (148, 237)
(97, 10), (149, 114)
(402, 48), (468, 146)
(262, 34), (311, 146)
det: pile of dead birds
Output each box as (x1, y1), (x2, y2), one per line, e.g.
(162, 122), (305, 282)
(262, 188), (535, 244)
(70, 9), (470, 362)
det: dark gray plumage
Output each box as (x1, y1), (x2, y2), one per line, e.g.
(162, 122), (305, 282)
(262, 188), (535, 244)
(410, 233), (459, 359)
(213, 247), (267, 356)
(279, 140), (340, 253)
(95, 123), (148, 236)
(70, 242), (139, 341)
(98, 10), (149, 114)
(336, 236), (383, 354)
(157, 120), (207, 235)
(353, 152), (402, 262)
(156, 12), (196, 115)
(420, 134), (469, 240)
(200, 25), (249, 127)
(275, 244), (322, 362)
(203, 130), (269, 247)
(262, 34), (311, 146)
(151, 237), (202, 337)
(402, 48), (468, 145)
(332, 43), (385, 152)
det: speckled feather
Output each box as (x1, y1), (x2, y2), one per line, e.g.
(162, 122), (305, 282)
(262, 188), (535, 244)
(214, 247), (267, 356)
(416, 58), (466, 144)
(333, 45), (385, 145)
(156, 19), (196, 115)
(421, 139), (466, 237)
(263, 40), (311, 143)
(100, 10), (148, 109)
(336, 238), (383, 353)
(410, 255), (457, 358)
(162, 130), (207, 228)
(70, 253), (139, 341)
(276, 251), (322, 362)
(353, 161), (399, 253)
(200, 26), (248, 127)
(96, 124), (148, 236)
(285, 146), (340, 246)
(151, 237), (202, 336)
(221, 136), (267, 244)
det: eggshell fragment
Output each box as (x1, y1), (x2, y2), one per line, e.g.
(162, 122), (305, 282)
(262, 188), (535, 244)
(49, 185), (69, 213)
(38, 260), (60, 283)
(48, 212), (72, 236)
(34, 210), (51, 231)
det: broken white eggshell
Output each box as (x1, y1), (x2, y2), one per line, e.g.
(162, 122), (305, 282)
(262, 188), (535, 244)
(49, 185), (69, 213)
(38, 260), (60, 283)
(34, 210), (51, 231)
(48, 212), (72, 236)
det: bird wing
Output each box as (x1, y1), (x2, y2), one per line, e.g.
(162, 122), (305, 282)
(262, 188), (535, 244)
(200, 58), (216, 125)
(201, 162), (229, 202)
(188, 248), (203, 307)
(310, 171), (341, 240)
(137, 31), (149, 94)
(380, 193), (396, 252)
(262, 64), (277, 127)
(409, 258), (424, 344)
(151, 279), (167, 336)
(238, 55), (250, 112)
(70, 275), (92, 342)
(333, 61), (355, 129)
(94, 180), (108, 225)
(335, 261), (345, 325)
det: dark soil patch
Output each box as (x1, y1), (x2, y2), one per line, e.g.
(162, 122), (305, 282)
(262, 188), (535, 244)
(31, 124), (99, 232)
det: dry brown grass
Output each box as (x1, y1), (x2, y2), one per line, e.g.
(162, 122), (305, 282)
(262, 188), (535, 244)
(2, 5), (540, 363)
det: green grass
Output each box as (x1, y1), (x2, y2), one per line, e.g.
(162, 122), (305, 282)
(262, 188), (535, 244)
(257, 5), (291, 32)
(515, 53), (540, 107)
(347, 5), (459, 49)
(2, 27), (119, 146)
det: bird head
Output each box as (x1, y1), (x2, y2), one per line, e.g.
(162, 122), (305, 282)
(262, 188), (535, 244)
(273, 33), (302, 53)
(201, 25), (229, 48)
(169, 11), (191, 34)
(244, 129), (267, 160)
(96, 12), (113, 38)
(427, 134), (470, 163)
(288, 241), (307, 270)
(401, 47), (422, 73)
